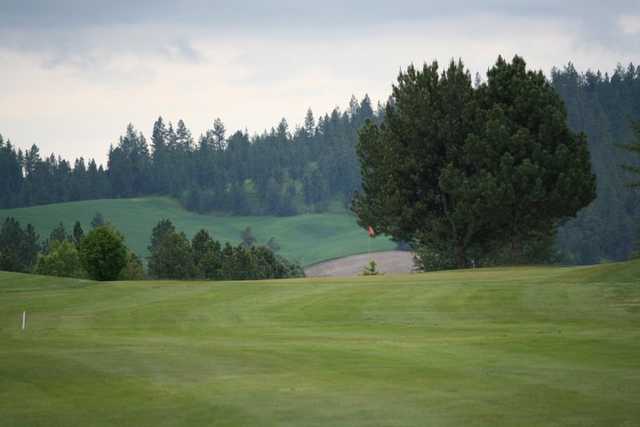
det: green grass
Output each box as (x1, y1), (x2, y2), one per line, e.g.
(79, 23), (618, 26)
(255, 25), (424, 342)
(0, 197), (395, 266)
(1, 261), (639, 426)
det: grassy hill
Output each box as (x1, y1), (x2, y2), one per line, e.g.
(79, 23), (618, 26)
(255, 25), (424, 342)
(0, 197), (395, 266)
(1, 261), (639, 426)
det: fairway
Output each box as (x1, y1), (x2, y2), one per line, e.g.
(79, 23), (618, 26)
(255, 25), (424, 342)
(0, 197), (395, 266)
(1, 262), (639, 426)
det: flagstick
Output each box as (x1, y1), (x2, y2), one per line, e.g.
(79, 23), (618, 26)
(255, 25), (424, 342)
(22, 311), (26, 330)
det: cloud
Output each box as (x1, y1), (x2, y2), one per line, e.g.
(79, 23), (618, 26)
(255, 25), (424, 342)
(618, 15), (640, 34)
(1, 1), (639, 164)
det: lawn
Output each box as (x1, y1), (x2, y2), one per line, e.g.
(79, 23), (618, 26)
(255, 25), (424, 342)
(1, 261), (639, 426)
(0, 197), (395, 266)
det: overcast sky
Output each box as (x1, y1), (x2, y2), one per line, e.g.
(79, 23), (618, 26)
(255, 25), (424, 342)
(1, 0), (639, 164)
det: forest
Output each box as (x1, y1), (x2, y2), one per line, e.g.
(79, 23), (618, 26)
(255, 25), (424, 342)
(0, 63), (639, 264)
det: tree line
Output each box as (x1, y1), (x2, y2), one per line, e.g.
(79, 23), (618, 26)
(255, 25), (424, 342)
(146, 219), (303, 280)
(552, 64), (640, 263)
(1, 62), (639, 265)
(0, 215), (303, 281)
(0, 96), (378, 216)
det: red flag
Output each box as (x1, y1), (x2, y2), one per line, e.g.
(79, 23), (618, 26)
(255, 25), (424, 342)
(367, 225), (375, 237)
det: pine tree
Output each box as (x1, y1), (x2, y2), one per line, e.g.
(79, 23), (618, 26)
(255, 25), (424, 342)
(48, 222), (68, 247)
(148, 219), (176, 255)
(148, 231), (195, 279)
(303, 109), (315, 138)
(151, 116), (170, 193)
(72, 221), (85, 247)
(0, 217), (35, 272)
(354, 57), (595, 268)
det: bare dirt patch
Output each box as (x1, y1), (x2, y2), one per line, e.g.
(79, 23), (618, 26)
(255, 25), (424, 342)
(305, 251), (415, 277)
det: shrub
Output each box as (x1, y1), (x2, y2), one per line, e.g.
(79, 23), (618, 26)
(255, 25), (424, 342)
(34, 240), (85, 278)
(362, 260), (380, 276)
(79, 226), (128, 281)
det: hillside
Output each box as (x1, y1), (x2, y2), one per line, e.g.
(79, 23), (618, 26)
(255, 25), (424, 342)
(0, 197), (395, 266)
(1, 261), (639, 426)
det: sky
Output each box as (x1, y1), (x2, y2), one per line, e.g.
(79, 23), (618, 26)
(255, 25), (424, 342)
(1, 0), (639, 164)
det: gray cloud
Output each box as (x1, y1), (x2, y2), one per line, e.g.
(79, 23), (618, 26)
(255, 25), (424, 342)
(2, 1), (638, 36)
(0, 1), (639, 164)
(2, 1), (638, 68)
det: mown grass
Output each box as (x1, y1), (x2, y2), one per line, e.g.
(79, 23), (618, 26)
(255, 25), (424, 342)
(1, 261), (639, 426)
(0, 197), (395, 266)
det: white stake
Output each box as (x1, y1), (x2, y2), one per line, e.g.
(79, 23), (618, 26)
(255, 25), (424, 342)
(21, 311), (26, 330)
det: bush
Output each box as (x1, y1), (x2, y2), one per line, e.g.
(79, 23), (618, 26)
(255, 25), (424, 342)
(148, 231), (195, 279)
(362, 260), (380, 276)
(119, 251), (145, 280)
(34, 240), (85, 278)
(413, 244), (456, 271)
(79, 226), (128, 281)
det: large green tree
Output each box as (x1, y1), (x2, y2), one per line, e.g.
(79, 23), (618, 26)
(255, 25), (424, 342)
(478, 57), (596, 261)
(79, 226), (128, 281)
(353, 56), (595, 269)
(148, 227), (195, 279)
(191, 229), (222, 279)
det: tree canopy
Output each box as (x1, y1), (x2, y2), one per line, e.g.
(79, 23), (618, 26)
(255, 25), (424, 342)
(79, 226), (128, 281)
(353, 56), (596, 268)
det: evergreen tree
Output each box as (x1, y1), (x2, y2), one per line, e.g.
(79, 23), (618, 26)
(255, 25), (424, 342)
(21, 224), (40, 270)
(354, 57), (595, 268)
(191, 229), (222, 279)
(48, 222), (69, 247)
(151, 116), (171, 193)
(108, 124), (151, 197)
(220, 242), (236, 279)
(147, 219), (195, 279)
(0, 135), (23, 208)
(479, 56), (596, 262)
(192, 229), (214, 267)
(0, 217), (37, 272)
(72, 221), (85, 247)
(148, 219), (176, 255)
(303, 108), (315, 138)
(148, 231), (195, 279)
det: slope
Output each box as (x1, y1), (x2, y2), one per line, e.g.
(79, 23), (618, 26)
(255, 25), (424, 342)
(0, 197), (395, 266)
(0, 261), (639, 426)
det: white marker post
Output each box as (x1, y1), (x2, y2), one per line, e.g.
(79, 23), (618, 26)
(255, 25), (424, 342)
(21, 311), (26, 330)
